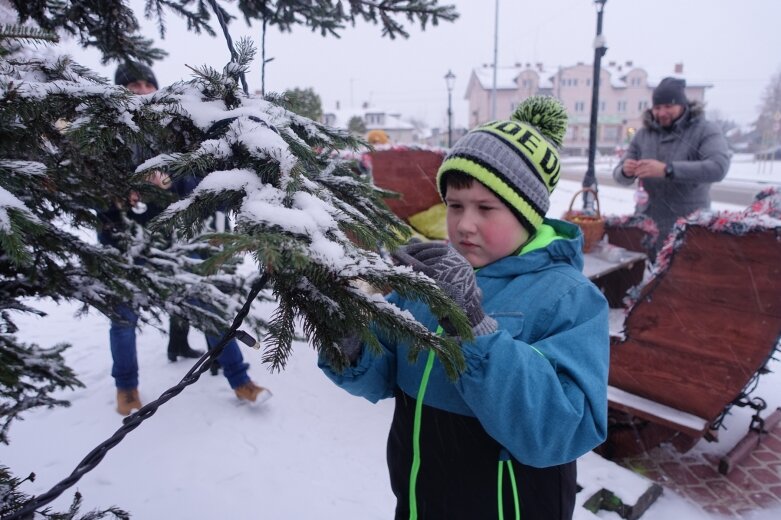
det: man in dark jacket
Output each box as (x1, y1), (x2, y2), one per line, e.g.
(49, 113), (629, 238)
(103, 62), (270, 415)
(613, 77), (731, 255)
(106, 62), (205, 363)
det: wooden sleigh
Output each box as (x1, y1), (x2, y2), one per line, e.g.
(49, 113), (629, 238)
(600, 189), (781, 462)
(364, 148), (445, 221)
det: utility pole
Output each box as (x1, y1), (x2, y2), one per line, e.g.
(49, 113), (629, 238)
(491, 0), (499, 119)
(583, 0), (608, 211)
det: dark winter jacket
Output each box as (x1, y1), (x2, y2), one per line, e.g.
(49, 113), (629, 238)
(612, 101), (731, 249)
(96, 174), (198, 248)
(319, 219), (609, 520)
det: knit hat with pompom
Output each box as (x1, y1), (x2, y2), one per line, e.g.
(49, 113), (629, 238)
(436, 95), (567, 233)
(114, 61), (158, 89)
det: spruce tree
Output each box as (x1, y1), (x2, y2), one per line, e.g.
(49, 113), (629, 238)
(280, 86), (323, 121)
(753, 69), (781, 153)
(1, 1), (465, 516)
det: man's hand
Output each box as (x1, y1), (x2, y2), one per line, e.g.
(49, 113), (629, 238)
(146, 170), (172, 189)
(622, 158), (640, 176)
(127, 190), (139, 206)
(634, 159), (666, 179)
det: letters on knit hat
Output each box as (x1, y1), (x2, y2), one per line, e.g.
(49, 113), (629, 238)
(437, 96), (568, 233)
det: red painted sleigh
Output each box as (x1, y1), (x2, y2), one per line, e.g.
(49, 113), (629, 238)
(601, 188), (781, 460)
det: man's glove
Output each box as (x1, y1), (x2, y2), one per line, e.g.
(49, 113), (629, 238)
(392, 242), (497, 337)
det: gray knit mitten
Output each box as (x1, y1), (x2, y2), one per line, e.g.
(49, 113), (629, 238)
(392, 242), (497, 337)
(338, 334), (363, 365)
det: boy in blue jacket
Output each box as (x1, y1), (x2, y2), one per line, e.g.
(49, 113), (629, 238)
(319, 96), (609, 520)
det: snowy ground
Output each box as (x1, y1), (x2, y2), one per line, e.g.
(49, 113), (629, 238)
(2, 166), (780, 519)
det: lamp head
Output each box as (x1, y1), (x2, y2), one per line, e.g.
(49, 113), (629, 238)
(445, 70), (456, 91)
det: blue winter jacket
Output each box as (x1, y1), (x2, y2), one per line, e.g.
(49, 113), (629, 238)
(320, 219), (609, 468)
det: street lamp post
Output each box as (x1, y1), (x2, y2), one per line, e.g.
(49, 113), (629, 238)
(583, 0), (608, 211)
(445, 69), (455, 147)
(491, 0), (499, 120)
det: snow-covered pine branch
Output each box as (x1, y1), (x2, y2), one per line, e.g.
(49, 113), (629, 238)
(1, 0), (463, 515)
(2, 6), (468, 411)
(145, 48), (470, 374)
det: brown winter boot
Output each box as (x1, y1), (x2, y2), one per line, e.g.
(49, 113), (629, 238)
(116, 388), (142, 416)
(234, 381), (272, 404)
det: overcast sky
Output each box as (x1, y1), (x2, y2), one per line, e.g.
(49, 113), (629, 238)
(63, 0), (781, 130)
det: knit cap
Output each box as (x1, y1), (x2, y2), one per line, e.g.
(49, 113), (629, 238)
(436, 95), (567, 233)
(114, 61), (158, 89)
(652, 77), (687, 106)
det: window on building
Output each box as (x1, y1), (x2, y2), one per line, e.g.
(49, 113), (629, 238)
(575, 101), (586, 112)
(599, 101), (605, 112)
(365, 113), (384, 125)
(573, 78), (578, 87)
(617, 101), (627, 112)
(602, 125), (619, 142)
(586, 78), (591, 87)
(637, 100), (648, 112)
(565, 126), (575, 140)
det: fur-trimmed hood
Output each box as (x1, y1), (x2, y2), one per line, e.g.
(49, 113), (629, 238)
(642, 100), (705, 130)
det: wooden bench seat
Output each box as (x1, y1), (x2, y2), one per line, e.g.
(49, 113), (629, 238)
(607, 385), (709, 439)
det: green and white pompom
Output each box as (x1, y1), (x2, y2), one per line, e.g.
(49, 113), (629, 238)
(511, 95), (568, 147)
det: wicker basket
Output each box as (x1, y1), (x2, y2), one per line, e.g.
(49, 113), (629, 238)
(562, 188), (605, 253)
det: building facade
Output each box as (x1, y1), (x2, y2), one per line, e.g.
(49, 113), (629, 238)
(322, 102), (418, 144)
(464, 61), (710, 155)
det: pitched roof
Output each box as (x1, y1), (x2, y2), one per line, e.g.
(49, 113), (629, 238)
(322, 106), (415, 130)
(471, 64), (555, 90)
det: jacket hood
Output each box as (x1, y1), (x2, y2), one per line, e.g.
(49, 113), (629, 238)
(642, 100), (705, 130)
(477, 218), (584, 278)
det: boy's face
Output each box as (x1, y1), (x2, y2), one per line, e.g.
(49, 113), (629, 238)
(445, 181), (529, 268)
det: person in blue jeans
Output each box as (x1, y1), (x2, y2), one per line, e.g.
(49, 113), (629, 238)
(104, 62), (270, 415)
(109, 302), (267, 415)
